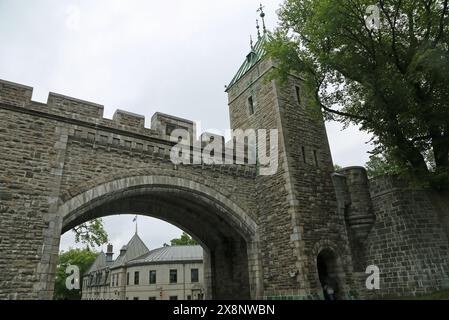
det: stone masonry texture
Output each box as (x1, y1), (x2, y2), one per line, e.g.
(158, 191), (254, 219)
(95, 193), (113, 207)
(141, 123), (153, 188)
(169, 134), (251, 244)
(1, 51), (449, 300)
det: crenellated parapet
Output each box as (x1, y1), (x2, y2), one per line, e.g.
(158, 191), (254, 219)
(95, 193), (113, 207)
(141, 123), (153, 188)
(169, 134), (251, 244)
(151, 112), (196, 143)
(0, 79), (257, 179)
(113, 109), (145, 128)
(48, 92), (104, 119)
(0, 79), (33, 107)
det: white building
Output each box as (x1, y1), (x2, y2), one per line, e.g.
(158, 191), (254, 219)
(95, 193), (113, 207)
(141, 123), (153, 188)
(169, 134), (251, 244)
(81, 233), (204, 300)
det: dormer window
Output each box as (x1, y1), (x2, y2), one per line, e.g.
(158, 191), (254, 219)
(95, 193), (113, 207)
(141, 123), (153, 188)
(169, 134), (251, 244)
(246, 50), (257, 63)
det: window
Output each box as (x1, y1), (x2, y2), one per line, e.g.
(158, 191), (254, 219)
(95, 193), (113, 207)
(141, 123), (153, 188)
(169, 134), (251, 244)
(116, 274), (119, 286)
(247, 96), (254, 115)
(169, 296), (178, 300)
(149, 270), (156, 284)
(191, 269), (199, 283)
(302, 146), (306, 164)
(133, 297), (139, 300)
(187, 295), (192, 300)
(126, 272), (129, 285)
(111, 274), (114, 287)
(169, 269), (177, 284)
(149, 297), (157, 300)
(295, 86), (301, 104)
(313, 150), (318, 166)
(134, 271), (139, 285)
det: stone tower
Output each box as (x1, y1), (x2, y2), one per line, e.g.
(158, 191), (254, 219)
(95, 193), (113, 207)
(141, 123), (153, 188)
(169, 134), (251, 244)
(225, 35), (355, 299)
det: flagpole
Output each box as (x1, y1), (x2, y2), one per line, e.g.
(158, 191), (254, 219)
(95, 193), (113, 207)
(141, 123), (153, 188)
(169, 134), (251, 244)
(134, 215), (138, 235)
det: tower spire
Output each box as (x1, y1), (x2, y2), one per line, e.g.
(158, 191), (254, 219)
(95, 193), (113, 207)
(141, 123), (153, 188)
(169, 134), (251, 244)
(256, 19), (261, 39)
(257, 3), (267, 34)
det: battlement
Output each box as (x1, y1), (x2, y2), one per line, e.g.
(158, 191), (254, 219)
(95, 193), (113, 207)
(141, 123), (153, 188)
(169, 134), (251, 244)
(151, 112), (196, 143)
(113, 109), (145, 128)
(0, 78), (258, 169)
(47, 92), (104, 118)
(0, 79), (186, 142)
(0, 79), (33, 107)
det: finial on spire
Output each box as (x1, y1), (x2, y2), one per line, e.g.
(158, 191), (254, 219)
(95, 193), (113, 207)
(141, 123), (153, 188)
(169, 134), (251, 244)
(256, 19), (261, 39)
(250, 34), (254, 49)
(257, 3), (267, 34)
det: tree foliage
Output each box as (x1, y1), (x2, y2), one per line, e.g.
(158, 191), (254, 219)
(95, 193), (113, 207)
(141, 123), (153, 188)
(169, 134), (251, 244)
(334, 164), (343, 171)
(54, 248), (98, 300)
(170, 232), (198, 246)
(72, 218), (108, 249)
(266, 0), (449, 189)
(365, 154), (403, 178)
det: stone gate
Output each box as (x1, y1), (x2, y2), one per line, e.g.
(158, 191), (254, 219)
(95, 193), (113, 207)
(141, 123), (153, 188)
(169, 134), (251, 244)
(1, 34), (449, 300)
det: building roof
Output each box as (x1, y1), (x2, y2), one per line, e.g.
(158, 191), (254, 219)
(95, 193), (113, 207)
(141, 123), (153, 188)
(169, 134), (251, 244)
(86, 252), (112, 273)
(110, 233), (149, 269)
(226, 35), (267, 91)
(128, 245), (203, 266)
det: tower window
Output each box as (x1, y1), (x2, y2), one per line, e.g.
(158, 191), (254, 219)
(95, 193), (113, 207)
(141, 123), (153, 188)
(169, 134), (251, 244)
(302, 146), (306, 164)
(313, 150), (319, 166)
(247, 96), (254, 115)
(134, 271), (139, 285)
(295, 86), (301, 105)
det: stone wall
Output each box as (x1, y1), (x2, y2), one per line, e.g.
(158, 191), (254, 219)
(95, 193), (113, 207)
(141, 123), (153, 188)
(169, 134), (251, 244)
(0, 79), (261, 299)
(363, 176), (449, 297)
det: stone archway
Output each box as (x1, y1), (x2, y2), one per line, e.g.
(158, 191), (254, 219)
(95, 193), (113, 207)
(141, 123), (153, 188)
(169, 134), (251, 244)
(39, 175), (262, 300)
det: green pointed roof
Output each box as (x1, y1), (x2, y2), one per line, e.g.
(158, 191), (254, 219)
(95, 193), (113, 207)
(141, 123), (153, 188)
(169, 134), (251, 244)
(226, 35), (267, 92)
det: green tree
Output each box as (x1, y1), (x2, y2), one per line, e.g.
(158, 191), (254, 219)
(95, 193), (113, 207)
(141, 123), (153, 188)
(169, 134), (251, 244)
(266, 0), (449, 189)
(72, 218), (108, 249)
(54, 248), (98, 300)
(365, 154), (403, 178)
(334, 164), (343, 171)
(170, 232), (198, 246)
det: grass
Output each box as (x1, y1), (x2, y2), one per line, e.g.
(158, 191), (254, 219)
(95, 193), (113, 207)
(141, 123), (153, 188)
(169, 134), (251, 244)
(383, 289), (449, 300)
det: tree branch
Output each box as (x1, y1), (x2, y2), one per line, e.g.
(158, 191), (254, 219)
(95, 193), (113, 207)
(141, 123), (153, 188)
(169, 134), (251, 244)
(434, 0), (448, 46)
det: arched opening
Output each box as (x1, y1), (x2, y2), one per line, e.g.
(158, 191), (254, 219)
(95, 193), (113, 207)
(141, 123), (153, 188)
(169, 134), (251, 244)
(53, 176), (260, 300)
(60, 215), (209, 300)
(316, 249), (344, 300)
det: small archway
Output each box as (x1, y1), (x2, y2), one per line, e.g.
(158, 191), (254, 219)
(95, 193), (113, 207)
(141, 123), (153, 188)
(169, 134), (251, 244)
(316, 249), (344, 300)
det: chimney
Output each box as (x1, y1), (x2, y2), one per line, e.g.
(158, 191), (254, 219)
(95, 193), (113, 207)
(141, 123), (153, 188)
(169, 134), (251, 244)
(106, 244), (113, 262)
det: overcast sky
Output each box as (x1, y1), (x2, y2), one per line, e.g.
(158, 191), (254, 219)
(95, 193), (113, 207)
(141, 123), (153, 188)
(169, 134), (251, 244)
(0, 0), (373, 254)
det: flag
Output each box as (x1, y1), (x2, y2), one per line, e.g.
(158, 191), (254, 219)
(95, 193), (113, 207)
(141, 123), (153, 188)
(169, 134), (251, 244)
(133, 215), (137, 222)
